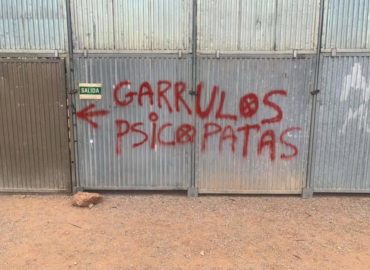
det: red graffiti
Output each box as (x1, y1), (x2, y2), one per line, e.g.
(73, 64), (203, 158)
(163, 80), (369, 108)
(239, 93), (259, 118)
(114, 80), (192, 112)
(115, 119), (130, 155)
(261, 90), (287, 125)
(158, 123), (176, 146)
(219, 125), (238, 152)
(280, 127), (302, 160)
(76, 104), (110, 128)
(201, 122), (222, 151)
(81, 79), (302, 161)
(196, 83), (218, 118)
(237, 124), (260, 158)
(174, 81), (192, 115)
(258, 129), (276, 161)
(215, 91), (238, 121)
(114, 80), (136, 106)
(157, 80), (173, 113)
(176, 124), (196, 144)
(115, 113), (196, 155)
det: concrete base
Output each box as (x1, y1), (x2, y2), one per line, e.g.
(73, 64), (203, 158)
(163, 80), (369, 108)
(302, 187), (313, 199)
(187, 187), (198, 197)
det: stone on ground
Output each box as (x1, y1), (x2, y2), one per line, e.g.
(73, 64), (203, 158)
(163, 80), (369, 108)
(72, 192), (102, 207)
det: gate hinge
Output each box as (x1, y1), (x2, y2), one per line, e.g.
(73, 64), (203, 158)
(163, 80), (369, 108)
(178, 50), (182, 59)
(310, 89), (320, 95)
(216, 50), (220, 59)
(54, 50), (59, 58)
(69, 89), (78, 95)
(293, 49), (298, 58)
(83, 49), (88, 58)
(331, 48), (337, 57)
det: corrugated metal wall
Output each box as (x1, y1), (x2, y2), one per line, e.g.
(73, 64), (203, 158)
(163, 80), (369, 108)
(74, 55), (192, 190)
(312, 56), (370, 192)
(0, 0), (68, 52)
(195, 56), (315, 193)
(321, 0), (370, 50)
(311, 0), (370, 193)
(71, 0), (192, 52)
(1, 0), (370, 194)
(0, 59), (70, 192)
(197, 0), (320, 52)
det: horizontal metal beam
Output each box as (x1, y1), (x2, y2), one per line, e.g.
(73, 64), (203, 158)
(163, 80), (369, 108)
(73, 49), (192, 55)
(197, 49), (317, 55)
(321, 48), (370, 53)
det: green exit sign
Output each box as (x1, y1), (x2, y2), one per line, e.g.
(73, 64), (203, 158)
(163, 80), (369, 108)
(79, 83), (102, 100)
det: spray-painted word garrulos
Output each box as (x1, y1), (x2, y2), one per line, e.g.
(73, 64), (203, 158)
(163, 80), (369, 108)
(77, 80), (303, 161)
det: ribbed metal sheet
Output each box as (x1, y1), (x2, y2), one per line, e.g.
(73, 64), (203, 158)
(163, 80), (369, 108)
(322, 0), (370, 50)
(197, 0), (320, 52)
(0, 59), (70, 192)
(71, 0), (192, 51)
(312, 56), (370, 192)
(0, 0), (67, 51)
(74, 55), (192, 189)
(195, 56), (315, 193)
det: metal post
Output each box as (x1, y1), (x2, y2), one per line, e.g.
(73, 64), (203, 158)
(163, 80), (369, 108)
(188, 0), (198, 197)
(303, 0), (325, 198)
(65, 0), (80, 193)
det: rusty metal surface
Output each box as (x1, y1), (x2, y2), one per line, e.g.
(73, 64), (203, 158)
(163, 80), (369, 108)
(0, 59), (70, 192)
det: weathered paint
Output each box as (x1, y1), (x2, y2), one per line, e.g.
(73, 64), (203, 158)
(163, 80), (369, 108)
(0, 0), (67, 51)
(312, 56), (370, 192)
(195, 56), (315, 193)
(0, 59), (70, 192)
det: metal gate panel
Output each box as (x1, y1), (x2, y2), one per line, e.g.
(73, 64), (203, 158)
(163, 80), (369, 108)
(197, 0), (320, 52)
(321, 0), (370, 50)
(312, 56), (370, 192)
(0, 0), (68, 52)
(71, 0), (192, 52)
(195, 56), (315, 194)
(0, 59), (70, 192)
(74, 55), (192, 190)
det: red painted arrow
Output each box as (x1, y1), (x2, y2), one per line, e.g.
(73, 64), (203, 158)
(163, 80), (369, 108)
(76, 104), (109, 128)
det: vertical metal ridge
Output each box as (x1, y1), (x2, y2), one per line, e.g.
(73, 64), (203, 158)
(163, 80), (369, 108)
(313, 56), (370, 192)
(0, 0), (67, 52)
(322, 0), (370, 50)
(197, 0), (319, 52)
(195, 56), (314, 194)
(74, 55), (192, 190)
(0, 60), (70, 192)
(70, 0), (191, 51)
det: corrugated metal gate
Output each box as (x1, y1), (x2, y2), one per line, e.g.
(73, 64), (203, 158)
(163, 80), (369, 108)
(74, 55), (193, 190)
(194, 0), (319, 194)
(311, 0), (370, 193)
(0, 0), (71, 192)
(1, 0), (370, 195)
(71, 0), (194, 191)
(195, 56), (315, 193)
(0, 59), (70, 192)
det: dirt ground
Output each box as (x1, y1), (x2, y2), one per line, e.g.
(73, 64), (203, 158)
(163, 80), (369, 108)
(0, 193), (369, 270)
